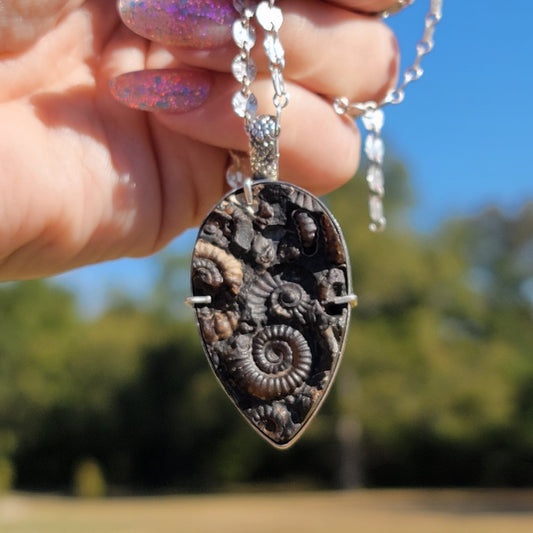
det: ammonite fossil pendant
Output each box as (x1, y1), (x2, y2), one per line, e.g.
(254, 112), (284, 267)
(189, 180), (356, 448)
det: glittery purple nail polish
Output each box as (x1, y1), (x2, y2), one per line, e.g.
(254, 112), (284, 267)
(118, 0), (236, 49)
(110, 69), (212, 112)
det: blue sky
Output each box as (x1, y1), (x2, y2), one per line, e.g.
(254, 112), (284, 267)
(53, 1), (533, 313)
(387, 1), (533, 226)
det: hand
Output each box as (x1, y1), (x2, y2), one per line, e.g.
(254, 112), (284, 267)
(0, 0), (399, 280)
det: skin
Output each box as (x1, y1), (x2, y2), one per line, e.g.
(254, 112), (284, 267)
(0, 0), (401, 280)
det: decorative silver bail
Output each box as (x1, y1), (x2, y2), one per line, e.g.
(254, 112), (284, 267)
(248, 114), (280, 181)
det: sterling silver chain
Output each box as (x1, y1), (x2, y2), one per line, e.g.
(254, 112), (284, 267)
(228, 0), (443, 231)
(229, 0), (289, 186)
(335, 0), (443, 231)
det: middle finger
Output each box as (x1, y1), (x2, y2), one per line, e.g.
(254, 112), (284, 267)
(120, 0), (399, 103)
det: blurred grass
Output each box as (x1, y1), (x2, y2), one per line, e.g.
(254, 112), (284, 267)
(2, 490), (533, 533)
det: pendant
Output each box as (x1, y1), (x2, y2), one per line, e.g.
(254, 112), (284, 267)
(188, 179), (355, 448)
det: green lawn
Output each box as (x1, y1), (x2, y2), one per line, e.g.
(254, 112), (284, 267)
(2, 490), (533, 533)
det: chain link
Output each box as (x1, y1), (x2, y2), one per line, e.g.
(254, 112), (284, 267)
(383, 0), (442, 107)
(334, 0), (442, 117)
(259, 0), (289, 134)
(229, 0), (289, 184)
(231, 1), (258, 124)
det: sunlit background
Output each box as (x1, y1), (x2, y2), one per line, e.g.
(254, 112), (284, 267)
(52, 2), (533, 315)
(2, 2), (533, 531)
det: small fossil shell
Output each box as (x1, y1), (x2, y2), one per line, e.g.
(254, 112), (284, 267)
(200, 211), (232, 248)
(317, 268), (347, 303)
(254, 201), (275, 229)
(192, 240), (243, 294)
(198, 309), (239, 344)
(287, 384), (320, 423)
(252, 234), (276, 270)
(248, 403), (295, 442)
(293, 210), (318, 251)
(191, 257), (224, 289)
(227, 325), (312, 401)
(289, 188), (317, 211)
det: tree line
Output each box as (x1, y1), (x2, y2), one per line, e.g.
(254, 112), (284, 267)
(1, 163), (532, 493)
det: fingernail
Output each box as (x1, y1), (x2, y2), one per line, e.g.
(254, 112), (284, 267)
(110, 69), (212, 112)
(118, 0), (236, 49)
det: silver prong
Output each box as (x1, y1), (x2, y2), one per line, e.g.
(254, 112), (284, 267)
(244, 178), (254, 205)
(185, 296), (212, 307)
(331, 294), (358, 308)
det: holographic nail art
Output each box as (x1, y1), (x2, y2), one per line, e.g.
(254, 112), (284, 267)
(118, 0), (236, 49)
(110, 69), (212, 112)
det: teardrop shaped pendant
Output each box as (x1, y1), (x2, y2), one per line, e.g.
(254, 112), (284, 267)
(189, 180), (355, 448)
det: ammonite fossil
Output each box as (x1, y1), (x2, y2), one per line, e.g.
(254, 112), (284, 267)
(190, 181), (354, 448)
(247, 403), (295, 443)
(226, 325), (312, 400)
(246, 272), (312, 326)
(192, 240), (243, 295)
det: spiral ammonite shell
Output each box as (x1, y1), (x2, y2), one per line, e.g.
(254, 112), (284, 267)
(246, 272), (312, 326)
(192, 239), (243, 294)
(228, 325), (312, 400)
(270, 281), (311, 323)
(191, 180), (353, 448)
(248, 403), (295, 442)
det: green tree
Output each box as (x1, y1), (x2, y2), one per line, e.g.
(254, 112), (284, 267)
(2, 164), (532, 491)
(0, 281), (81, 471)
(328, 169), (532, 486)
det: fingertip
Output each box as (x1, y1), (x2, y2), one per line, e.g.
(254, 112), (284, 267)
(109, 69), (213, 112)
(117, 0), (236, 49)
